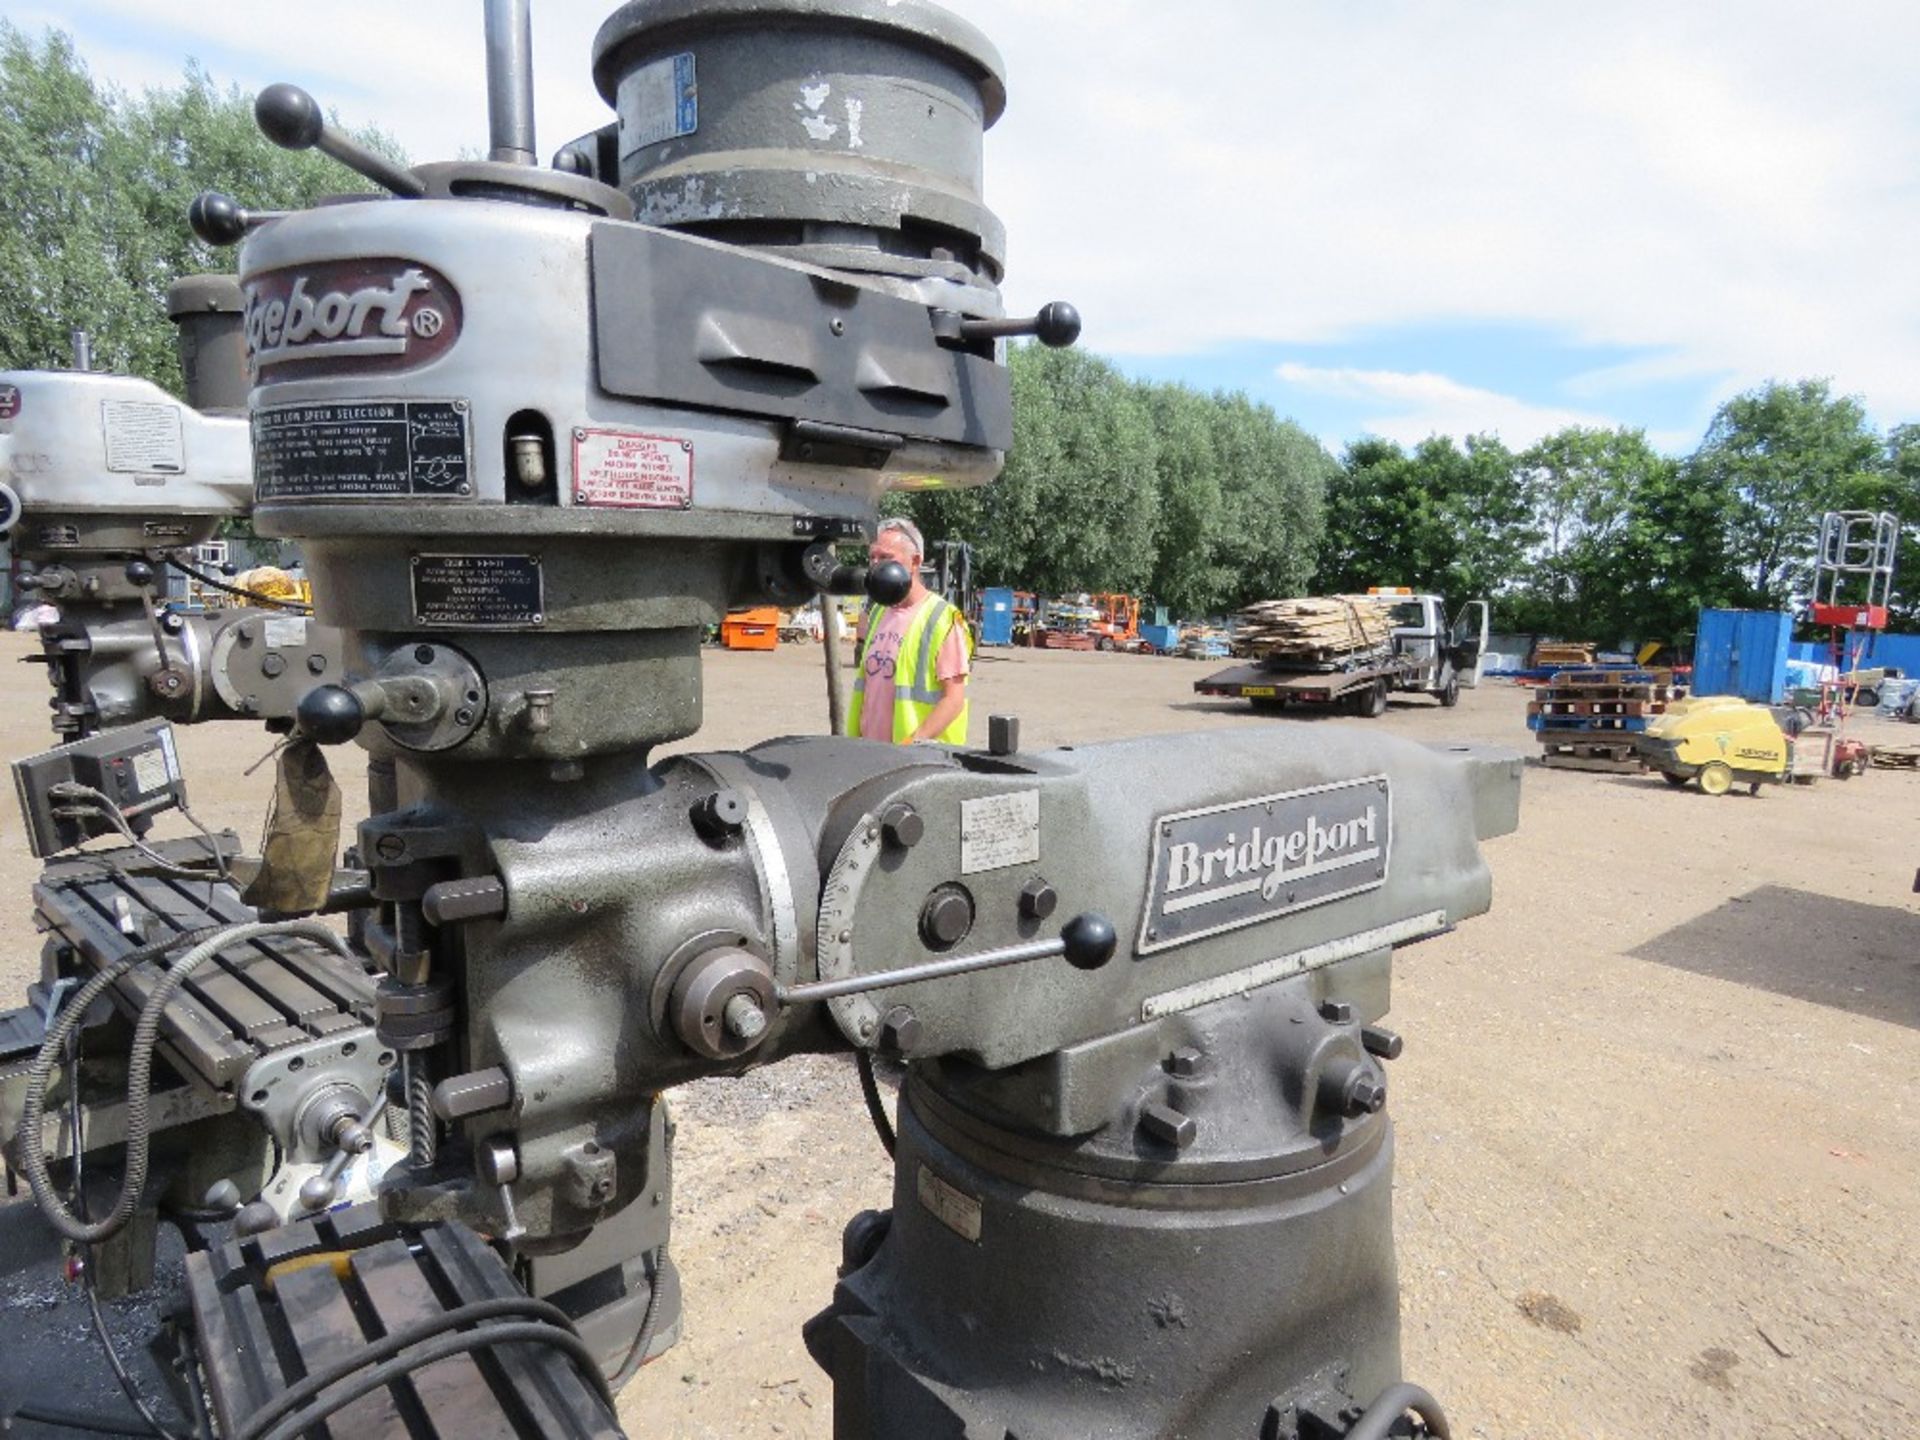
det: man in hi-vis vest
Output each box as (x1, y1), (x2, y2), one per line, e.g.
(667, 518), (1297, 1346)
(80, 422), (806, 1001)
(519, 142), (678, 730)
(847, 517), (972, 744)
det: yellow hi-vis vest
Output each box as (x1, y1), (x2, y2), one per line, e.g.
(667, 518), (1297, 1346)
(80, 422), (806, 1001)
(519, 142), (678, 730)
(847, 595), (973, 744)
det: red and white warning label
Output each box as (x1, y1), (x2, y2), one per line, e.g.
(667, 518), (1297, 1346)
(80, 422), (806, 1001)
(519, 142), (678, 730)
(571, 427), (694, 509)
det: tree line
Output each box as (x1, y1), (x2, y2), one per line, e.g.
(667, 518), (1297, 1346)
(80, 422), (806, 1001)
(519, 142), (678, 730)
(7, 25), (1915, 642)
(895, 349), (1919, 641)
(0, 25), (386, 393)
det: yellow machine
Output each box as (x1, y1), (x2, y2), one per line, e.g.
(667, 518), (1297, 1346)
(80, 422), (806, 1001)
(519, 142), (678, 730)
(1634, 696), (1792, 795)
(231, 565), (313, 608)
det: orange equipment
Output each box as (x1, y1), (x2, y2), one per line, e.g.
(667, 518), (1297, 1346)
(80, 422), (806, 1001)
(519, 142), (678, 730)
(721, 606), (780, 651)
(1088, 593), (1140, 651)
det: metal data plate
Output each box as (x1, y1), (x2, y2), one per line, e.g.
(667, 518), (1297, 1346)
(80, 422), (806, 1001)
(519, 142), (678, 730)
(410, 553), (545, 628)
(1137, 776), (1392, 955)
(254, 399), (473, 500)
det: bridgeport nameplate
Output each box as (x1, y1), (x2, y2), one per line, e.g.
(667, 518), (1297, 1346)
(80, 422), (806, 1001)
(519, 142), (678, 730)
(1140, 776), (1392, 953)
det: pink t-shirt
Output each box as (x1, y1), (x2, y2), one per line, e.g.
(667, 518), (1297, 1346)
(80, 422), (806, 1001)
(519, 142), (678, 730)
(859, 596), (970, 742)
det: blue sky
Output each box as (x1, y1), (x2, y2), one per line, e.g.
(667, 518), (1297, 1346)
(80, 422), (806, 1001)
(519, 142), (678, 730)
(25, 1), (1918, 458)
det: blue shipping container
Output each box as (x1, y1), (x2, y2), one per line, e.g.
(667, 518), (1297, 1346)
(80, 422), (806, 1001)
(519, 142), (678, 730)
(1791, 632), (1920, 677)
(1139, 622), (1182, 653)
(1692, 609), (1792, 702)
(979, 586), (1016, 646)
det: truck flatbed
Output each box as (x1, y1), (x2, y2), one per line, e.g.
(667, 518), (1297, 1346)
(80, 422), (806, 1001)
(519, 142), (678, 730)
(1195, 654), (1414, 714)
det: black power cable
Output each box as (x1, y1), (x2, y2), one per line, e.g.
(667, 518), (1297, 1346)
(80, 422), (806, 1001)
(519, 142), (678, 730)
(1, 1399), (159, 1435)
(252, 1323), (609, 1440)
(161, 556), (313, 614)
(231, 1295), (608, 1440)
(854, 1049), (896, 1158)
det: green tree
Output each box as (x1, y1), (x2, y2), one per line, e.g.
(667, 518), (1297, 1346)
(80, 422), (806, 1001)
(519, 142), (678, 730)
(1883, 424), (1920, 624)
(1318, 433), (1531, 606)
(1209, 394), (1328, 611)
(1686, 380), (1885, 605)
(1509, 426), (1723, 641)
(1138, 382), (1224, 616)
(0, 25), (397, 393)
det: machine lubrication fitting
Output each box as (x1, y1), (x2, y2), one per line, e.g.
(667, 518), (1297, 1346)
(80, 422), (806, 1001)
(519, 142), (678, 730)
(0, 2), (1520, 1436)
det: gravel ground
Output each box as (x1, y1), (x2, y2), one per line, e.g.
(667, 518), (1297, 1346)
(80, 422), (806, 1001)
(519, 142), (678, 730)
(2, 634), (1916, 1439)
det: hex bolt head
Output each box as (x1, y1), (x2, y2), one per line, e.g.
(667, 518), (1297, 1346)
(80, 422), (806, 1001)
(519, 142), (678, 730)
(1166, 1046), (1204, 1078)
(877, 1005), (922, 1054)
(260, 653), (287, 678)
(1139, 1101), (1197, 1150)
(1018, 876), (1058, 921)
(1319, 999), (1355, 1024)
(1319, 1059), (1388, 1119)
(1348, 1074), (1388, 1114)
(880, 803), (923, 850)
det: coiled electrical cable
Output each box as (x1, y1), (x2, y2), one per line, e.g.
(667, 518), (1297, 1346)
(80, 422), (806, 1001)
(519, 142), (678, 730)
(18, 919), (353, 1245)
(231, 1296), (608, 1440)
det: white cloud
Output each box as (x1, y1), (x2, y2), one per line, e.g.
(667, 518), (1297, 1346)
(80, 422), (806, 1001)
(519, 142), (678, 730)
(42, 0), (1920, 424)
(1274, 363), (1613, 448)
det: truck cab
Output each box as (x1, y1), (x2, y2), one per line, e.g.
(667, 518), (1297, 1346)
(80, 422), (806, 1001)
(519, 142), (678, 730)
(1370, 587), (1490, 696)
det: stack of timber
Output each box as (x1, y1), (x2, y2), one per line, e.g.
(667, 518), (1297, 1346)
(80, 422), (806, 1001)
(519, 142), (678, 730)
(1533, 641), (1597, 667)
(1527, 668), (1682, 771)
(1234, 595), (1394, 663)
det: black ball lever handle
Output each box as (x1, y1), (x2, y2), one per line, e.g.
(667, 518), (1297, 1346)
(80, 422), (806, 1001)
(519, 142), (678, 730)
(957, 301), (1082, 349)
(865, 560), (914, 606)
(254, 82), (426, 198)
(297, 685), (367, 746)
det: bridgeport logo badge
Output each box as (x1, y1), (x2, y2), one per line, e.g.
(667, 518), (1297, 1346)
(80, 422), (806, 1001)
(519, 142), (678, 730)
(1138, 776), (1391, 954)
(243, 258), (461, 381)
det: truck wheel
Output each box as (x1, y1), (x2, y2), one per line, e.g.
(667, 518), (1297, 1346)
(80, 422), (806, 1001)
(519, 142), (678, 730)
(1359, 679), (1388, 718)
(1438, 670), (1460, 707)
(1857, 686), (1880, 708)
(1697, 761), (1734, 796)
(1097, 637), (1114, 652)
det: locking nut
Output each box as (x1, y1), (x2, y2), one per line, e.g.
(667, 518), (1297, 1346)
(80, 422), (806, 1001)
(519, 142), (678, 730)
(561, 1139), (617, 1210)
(877, 1005), (922, 1055)
(879, 803), (923, 850)
(1018, 876), (1058, 921)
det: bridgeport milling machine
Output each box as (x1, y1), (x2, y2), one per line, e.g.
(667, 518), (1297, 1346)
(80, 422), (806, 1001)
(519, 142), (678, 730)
(0, 2), (1521, 1437)
(0, 282), (342, 740)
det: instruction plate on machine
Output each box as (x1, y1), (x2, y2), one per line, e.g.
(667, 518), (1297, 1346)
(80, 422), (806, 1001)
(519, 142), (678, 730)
(410, 554), (544, 628)
(254, 400), (470, 498)
(960, 789), (1040, 875)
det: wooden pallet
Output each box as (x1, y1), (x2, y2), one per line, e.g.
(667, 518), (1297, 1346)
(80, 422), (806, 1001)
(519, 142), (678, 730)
(1870, 745), (1920, 770)
(1538, 737), (1642, 773)
(1540, 751), (1645, 773)
(1530, 699), (1671, 717)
